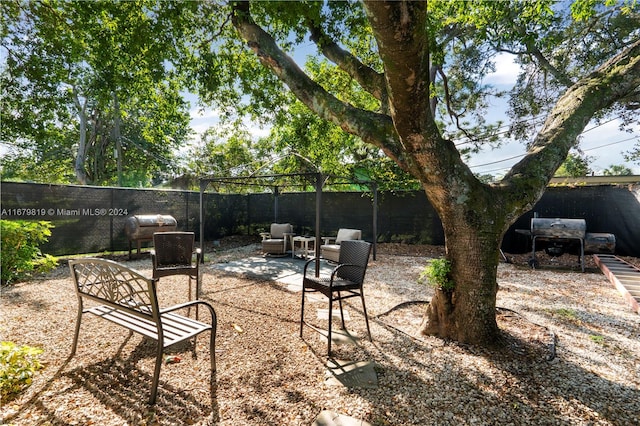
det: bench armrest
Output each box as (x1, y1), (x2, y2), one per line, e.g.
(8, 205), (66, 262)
(160, 299), (216, 317)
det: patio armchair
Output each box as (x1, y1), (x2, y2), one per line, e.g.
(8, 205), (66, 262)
(320, 228), (362, 263)
(150, 231), (202, 302)
(260, 223), (294, 256)
(300, 239), (373, 356)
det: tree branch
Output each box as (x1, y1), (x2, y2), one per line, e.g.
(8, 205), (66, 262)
(231, 1), (404, 165)
(306, 20), (387, 106)
(503, 38), (640, 199)
(523, 41), (574, 87)
(436, 66), (483, 144)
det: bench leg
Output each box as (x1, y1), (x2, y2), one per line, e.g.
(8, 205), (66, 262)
(210, 317), (217, 373)
(149, 344), (164, 405)
(71, 302), (83, 356)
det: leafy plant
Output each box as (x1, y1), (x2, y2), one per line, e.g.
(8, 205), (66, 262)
(0, 341), (44, 402)
(0, 220), (58, 286)
(419, 258), (454, 291)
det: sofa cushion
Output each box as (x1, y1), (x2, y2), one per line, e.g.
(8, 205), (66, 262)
(270, 223), (292, 239)
(335, 228), (361, 244)
(321, 245), (341, 262)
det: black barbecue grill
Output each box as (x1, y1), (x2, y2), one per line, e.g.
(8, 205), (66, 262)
(530, 218), (587, 271)
(516, 217), (616, 272)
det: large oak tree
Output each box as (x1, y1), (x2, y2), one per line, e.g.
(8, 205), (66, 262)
(221, 0), (639, 344)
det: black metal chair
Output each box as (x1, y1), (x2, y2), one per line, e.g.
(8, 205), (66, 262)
(151, 232), (201, 302)
(300, 239), (372, 356)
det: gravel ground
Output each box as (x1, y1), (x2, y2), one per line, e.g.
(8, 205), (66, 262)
(1, 241), (639, 425)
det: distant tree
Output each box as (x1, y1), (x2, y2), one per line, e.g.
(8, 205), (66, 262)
(603, 164), (633, 176)
(186, 126), (257, 190)
(259, 97), (419, 191)
(1, 0), (192, 186)
(625, 142), (640, 165)
(554, 153), (593, 177)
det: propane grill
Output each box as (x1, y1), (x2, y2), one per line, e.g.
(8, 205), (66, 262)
(529, 218), (587, 271)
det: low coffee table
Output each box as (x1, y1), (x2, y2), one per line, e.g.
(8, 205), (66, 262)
(292, 236), (316, 259)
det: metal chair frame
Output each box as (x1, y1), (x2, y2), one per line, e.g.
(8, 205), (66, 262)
(69, 258), (216, 405)
(300, 240), (372, 356)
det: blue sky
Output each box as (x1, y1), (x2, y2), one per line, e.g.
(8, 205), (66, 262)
(468, 53), (640, 175)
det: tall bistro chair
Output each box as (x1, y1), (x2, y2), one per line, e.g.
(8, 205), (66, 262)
(151, 232), (202, 302)
(300, 239), (373, 356)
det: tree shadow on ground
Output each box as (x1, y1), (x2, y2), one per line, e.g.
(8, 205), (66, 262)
(334, 302), (640, 425)
(62, 338), (219, 425)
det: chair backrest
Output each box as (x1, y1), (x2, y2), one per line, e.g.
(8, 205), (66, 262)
(153, 232), (195, 266)
(270, 223), (292, 239)
(337, 240), (371, 284)
(335, 228), (361, 244)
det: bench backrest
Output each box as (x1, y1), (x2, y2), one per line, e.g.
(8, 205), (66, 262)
(69, 258), (160, 322)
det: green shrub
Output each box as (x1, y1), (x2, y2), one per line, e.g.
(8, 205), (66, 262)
(0, 220), (57, 286)
(419, 258), (454, 291)
(0, 341), (44, 402)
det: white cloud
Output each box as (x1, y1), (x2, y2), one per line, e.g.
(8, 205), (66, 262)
(484, 53), (521, 86)
(187, 104), (272, 144)
(189, 105), (221, 120)
(244, 120), (271, 139)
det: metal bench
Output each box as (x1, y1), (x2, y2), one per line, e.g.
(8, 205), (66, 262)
(69, 258), (217, 405)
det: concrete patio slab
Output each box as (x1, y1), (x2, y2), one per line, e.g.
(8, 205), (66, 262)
(325, 359), (378, 389)
(320, 328), (360, 347)
(208, 255), (333, 291)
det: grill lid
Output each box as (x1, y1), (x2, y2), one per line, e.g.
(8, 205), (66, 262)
(125, 214), (177, 238)
(531, 218), (586, 239)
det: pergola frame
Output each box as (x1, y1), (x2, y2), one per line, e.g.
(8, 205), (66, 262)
(198, 172), (378, 275)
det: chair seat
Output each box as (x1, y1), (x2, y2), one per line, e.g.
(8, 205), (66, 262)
(303, 276), (362, 294)
(261, 223), (294, 255)
(154, 265), (198, 277)
(320, 229), (361, 263)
